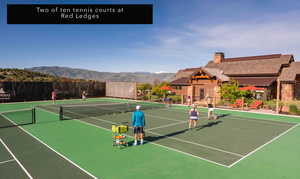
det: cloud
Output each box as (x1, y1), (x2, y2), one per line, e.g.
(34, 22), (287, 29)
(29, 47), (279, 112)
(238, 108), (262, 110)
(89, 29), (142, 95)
(131, 11), (300, 63)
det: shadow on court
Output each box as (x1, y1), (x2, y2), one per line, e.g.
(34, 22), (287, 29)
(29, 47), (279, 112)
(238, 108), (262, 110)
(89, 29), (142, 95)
(143, 128), (189, 144)
(195, 120), (223, 131)
(215, 114), (231, 119)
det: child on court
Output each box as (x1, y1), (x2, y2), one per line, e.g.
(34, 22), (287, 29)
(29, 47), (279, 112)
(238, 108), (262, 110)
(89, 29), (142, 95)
(188, 104), (199, 129)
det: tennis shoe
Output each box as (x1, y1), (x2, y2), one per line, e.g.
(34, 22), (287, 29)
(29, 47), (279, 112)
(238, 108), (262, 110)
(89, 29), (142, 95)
(133, 142), (138, 146)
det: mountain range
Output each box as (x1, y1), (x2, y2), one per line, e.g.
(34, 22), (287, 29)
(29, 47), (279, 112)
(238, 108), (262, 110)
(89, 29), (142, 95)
(26, 66), (175, 84)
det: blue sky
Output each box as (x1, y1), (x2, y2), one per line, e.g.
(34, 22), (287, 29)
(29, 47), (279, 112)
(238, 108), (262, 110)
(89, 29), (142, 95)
(1, 0), (300, 73)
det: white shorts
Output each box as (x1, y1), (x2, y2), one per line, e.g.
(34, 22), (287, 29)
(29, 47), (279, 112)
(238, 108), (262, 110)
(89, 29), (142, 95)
(190, 116), (198, 120)
(208, 108), (214, 112)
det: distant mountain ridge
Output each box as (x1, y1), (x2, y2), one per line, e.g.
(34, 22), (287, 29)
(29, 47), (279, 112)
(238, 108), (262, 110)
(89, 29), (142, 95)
(26, 66), (175, 83)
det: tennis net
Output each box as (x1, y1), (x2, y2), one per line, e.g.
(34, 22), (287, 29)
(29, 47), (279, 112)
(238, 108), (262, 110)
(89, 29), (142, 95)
(0, 108), (36, 128)
(59, 102), (165, 120)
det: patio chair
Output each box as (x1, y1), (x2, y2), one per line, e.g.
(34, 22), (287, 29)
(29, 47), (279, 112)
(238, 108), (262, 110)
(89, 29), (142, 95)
(249, 100), (263, 109)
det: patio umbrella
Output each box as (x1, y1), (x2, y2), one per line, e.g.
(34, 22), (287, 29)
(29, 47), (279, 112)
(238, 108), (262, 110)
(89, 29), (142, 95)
(239, 86), (264, 91)
(160, 86), (172, 91)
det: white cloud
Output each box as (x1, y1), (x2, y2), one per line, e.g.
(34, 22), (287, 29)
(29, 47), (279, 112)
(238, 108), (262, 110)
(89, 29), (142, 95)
(154, 71), (169, 74)
(131, 11), (300, 63)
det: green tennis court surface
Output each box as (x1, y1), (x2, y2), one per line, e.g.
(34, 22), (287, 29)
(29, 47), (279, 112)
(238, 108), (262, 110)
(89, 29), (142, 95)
(1, 98), (300, 179)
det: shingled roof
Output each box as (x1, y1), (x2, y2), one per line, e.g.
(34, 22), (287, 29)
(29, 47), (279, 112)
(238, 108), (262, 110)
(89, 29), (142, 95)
(174, 67), (201, 79)
(170, 77), (190, 85)
(201, 67), (230, 81)
(278, 62), (300, 81)
(233, 77), (277, 87)
(206, 54), (294, 76)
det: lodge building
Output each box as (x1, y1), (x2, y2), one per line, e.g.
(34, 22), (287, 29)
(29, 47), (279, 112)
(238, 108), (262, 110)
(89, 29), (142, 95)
(170, 52), (300, 103)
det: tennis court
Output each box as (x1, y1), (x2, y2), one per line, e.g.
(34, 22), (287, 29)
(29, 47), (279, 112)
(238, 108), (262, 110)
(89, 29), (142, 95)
(1, 98), (300, 179)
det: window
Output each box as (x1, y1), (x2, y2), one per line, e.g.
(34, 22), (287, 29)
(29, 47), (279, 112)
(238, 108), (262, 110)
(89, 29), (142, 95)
(200, 88), (205, 100)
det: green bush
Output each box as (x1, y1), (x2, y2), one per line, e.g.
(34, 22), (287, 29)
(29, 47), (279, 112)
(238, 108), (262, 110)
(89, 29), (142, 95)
(169, 95), (182, 103)
(289, 105), (300, 115)
(263, 100), (284, 111)
(151, 95), (161, 102)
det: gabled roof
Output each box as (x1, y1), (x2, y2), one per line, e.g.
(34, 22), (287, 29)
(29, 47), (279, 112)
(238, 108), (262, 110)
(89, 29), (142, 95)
(233, 77), (277, 87)
(170, 77), (190, 85)
(206, 54), (294, 76)
(200, 67), (230, 81)
(224, 54), (282, 62)
(278, 62), (300, 81)
(174, 67), (201, 79)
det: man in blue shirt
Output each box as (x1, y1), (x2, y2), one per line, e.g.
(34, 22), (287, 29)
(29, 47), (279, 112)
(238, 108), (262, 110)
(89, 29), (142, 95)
(132, 105), (145, 146)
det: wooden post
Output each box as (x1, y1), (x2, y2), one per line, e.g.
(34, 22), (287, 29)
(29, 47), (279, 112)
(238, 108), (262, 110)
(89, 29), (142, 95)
(213, 86), (218, 108)
(148, 90), (151, 101)
(241, 97), (244, 110)
(276, 79), (280, 114)
(181, 94), (184, 104)
(191, 85), (194, 104)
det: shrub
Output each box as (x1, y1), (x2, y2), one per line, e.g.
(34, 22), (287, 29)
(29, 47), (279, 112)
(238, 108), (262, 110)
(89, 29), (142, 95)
(151, 95), (161, 102)
(289, 105), (300, 115)
(263, 100), (284, 111)
(169, 95), (182, 104)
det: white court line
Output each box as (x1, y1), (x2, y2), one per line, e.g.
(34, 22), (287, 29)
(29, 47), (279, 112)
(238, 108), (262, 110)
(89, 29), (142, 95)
(62, 113), (231, 168)
(62, 109), (244, 158)
(0, 138), (33, 179)
(40, 107), (237, 167)
(62, 102), (125, 108)
(145, 113), (184, 122)
(171, 102), (300, 119)
(145, 130), (243, 157)
(1, 111), (98, 179)
(228, 122), (300, 168)
(0, 159), (15, 165)
(157, 107), (298, 125)
(147, 121), (187, 131)
(221, 115), (295, 127)
(0, 108), (33, 114)
(42, 103), (300, 168)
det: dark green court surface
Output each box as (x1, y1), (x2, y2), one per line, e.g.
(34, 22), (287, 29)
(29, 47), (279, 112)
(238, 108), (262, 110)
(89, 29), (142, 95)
(1, 98), (300, 179)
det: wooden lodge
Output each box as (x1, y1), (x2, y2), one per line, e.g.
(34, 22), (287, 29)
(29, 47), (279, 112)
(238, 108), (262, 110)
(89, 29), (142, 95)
(170, 52), (300, 104)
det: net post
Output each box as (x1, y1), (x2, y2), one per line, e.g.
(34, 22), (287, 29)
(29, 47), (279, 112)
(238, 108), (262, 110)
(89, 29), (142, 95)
(32, 107), (36, 124)
(59, 106), (63, 120)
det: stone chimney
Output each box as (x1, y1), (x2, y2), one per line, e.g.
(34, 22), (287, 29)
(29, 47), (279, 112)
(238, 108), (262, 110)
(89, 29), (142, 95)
(214, 52), (224, 64)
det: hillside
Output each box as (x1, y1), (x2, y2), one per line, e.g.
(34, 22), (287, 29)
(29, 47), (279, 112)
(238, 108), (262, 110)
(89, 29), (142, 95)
(0, 68), (58, 81)
(27, 66), (175, 83)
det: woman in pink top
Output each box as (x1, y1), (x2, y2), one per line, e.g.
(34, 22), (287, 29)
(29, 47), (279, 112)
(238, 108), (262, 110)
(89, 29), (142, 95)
(51, 90), (57, 104)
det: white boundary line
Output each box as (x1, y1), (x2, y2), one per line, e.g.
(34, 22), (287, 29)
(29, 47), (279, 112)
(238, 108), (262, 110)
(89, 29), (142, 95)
(67, 114), (232, 168)
(228, 122), (300, 168)
(105, 97), (300, 119)
(220, 115), (295, 127)
(0, 159), (15, 165)
(40, 102), (300, 168)
(63, 109), (244, 157)
(171, 103), (300, 119)
(157, 107), (299, 125)
(0, 108), (33, 114)
(147, 121), (187, 131)
(39, 107), (234, 167)
(0, 138), (33, 179)
(1, 112), (98, 179)
(145, 130), (243, 157)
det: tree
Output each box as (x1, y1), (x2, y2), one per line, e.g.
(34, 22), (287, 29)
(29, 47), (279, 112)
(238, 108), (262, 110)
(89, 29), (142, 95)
(137, 83), (152, 96)
(220, 79), (241, 103)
